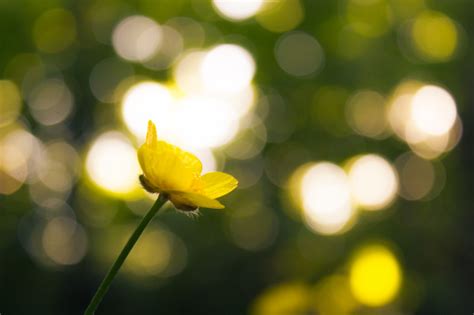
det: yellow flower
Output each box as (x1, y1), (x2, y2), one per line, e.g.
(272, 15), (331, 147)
(138, 121), (238, 211)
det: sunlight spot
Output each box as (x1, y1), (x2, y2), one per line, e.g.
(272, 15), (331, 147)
(349, 244), (402, 307)
(112, 15), (162, 62)
(0, 139), (28, 195)
(212, 0), (264, 21)
(201, 44), (255, 94)
(348, 154), (398, 211)
(121, 81), (174, 141)
(387, 81), (461, 159)
(411, 85), (457, 136)
(173, 51), (207, 95)
(144, 25), (184, 70)
(173, 97), (239, 149)
(85, 132), (140, 196)
(300, 162), (354, 235)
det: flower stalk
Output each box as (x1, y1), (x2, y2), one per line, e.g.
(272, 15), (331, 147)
(84, 193), (168, 314)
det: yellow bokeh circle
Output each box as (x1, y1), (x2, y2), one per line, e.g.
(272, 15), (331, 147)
(349, 244), (402, 307)
(411, 10), (458, 62)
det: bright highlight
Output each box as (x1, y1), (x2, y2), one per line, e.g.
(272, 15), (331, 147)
(300, 162), (354, 235)
(112, 15), (162, 62)
(348, 154), (398, 211)
(201, 44), (256, 94)
(212, 0), (264, 21)
(411, 85), (457, 136)
(387, 81), (461, 159)
(121, 81), (173, 141)
(349, 244), (402, 307)
(85, 132), (141, 196)
(173, 97), (239, 149)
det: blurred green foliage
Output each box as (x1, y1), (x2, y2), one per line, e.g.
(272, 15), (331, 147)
(1, 0), (473, 314)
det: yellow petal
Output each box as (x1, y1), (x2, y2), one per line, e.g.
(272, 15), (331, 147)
(138, 121), (203, 191)
(178, 150), (202, 175)
(138, 142), (196, 192)
(143, 121), (202, 174)
(146, 120), (158, 147)
(170, 191), (224, 209)
(200, 172), (238, 199)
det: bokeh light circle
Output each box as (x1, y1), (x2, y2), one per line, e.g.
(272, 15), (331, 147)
(387, 81), (461, 159)
(0, 80), (22, 127)
(256, 0), (304, 33)
(411, 85), (457, 136)
(411, 11), (459, 62)
(42, 217), (88, 265)
(28, 79), (74, 126)
(33, 9), (76, 53)
(201, 44), (256, 93)
(121, 81), (173, 141)
(112, 15), (162, 62)
(85, 131), (140, 196)
(349, 244), (402, 307)
(173, 51), (207, 95)
(212, 0), (264, 21)
(345, 0), (393, 38)
(0, 139), (28, 195)
(275, 31), (324, 77)
(300, 162), (354, 235)
(348, 154), (398, 211)
(345, 90), (387, 138)
(173, 97), (240, 149)
(395, 152), (436, 200)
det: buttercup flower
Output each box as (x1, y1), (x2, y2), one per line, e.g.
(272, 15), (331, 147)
(138, 120), (238, 211)
(85, 121), (237, 313)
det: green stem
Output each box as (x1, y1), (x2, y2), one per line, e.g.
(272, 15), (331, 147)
(84, 193), (168, 315)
